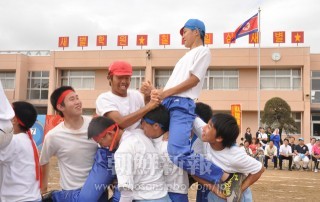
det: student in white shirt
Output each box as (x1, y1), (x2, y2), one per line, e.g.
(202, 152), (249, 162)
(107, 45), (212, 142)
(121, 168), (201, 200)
(96, 61), (159, 131)
(264, 140), (278, 169)
(141, 105), (189, 202)
(40, 86), (99, 201)
(279, 138), (293, 170)
(193, 113), (265, 202)
(0, 99), (41, 201)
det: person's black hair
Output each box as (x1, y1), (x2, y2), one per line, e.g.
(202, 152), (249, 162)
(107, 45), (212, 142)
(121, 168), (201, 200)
(244, 140), (249, 144)
(88, 116), (115, 139)
(210, 113), (239, 148)
(200, 33), (205, 45)
(290, 136), (295, 140)
(284, 138), (289, 142)
(143, 105), (170, 132)
(50, 86), (75, 117)
(269, 140), (274, 143)
(12, 101), (37, 131)
(195, 102), (213, 123)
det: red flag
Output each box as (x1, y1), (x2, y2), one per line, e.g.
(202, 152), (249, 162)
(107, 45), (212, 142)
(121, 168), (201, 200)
(96, 35), (107, 46)
(291, 31), (304, 43)
(58, 37), (69, 48)
(136, 35), (148, 46)
(117, 35), (128, 46)
(159, 34), (170, 45)
(204, 33), (213, 45)
(273, 31), (285, 43)
(231, 13), (258, 42)
(224, 32), (236, 44)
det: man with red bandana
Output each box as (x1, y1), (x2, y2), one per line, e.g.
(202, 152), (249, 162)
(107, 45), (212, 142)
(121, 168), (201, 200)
(96, 61), (159, 131)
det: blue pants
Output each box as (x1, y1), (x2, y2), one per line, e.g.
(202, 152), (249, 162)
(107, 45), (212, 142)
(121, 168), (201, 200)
(52, 148), (116, 202)
(207, 188), (252, 202)
(163, 97), (223, 184)
(196, 185), (209, 202)
(168, 192), (188, 202)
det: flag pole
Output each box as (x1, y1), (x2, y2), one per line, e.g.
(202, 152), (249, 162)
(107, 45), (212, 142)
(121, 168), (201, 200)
(257, 7), (261, 127)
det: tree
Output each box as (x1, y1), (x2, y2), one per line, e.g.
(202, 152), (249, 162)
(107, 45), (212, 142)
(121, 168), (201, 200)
(261, 97), (297, 140)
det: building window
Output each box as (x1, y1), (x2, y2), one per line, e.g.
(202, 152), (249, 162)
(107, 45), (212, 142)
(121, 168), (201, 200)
(154, 69), (173, 88)
(61, 70), (95, 90)
(311, 71), (320, 103)
(292, 112), (301, 134)
(203, 69), (239, 90)
(27, 71), (49, 100)
(260, 69), (301, 90)
(129, 69), (145, 90)
(0, 72), (15, 89)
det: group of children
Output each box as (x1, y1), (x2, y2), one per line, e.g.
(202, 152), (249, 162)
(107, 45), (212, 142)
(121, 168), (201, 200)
(0, 18), (264, 202)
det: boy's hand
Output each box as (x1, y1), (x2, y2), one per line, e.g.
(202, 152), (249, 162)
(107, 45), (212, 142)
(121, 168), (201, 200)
(140, 81), (154, 96)
(151, 89), (164, 101)
(146, 93), (160, 110)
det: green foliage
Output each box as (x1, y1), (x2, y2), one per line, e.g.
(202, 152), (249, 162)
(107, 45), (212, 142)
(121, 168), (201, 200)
(261, 97), (297, 134)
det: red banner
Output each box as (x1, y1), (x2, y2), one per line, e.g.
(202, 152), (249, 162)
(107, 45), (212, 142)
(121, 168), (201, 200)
(204, 33), (213, 45)
(77, 36), (88, 47)
(159, 34), (170, 45)
(291, 31), (304, 43)
(96, 35), (107, 46)
(136, 35), (148, 46)
(249, 32), (259, 44)
(117, 35), (128, 46)
(231, 104), (241, 128)
(58, 37), (69, 48)
(273, 31), (285, 43)
(224, 32), (236, 44)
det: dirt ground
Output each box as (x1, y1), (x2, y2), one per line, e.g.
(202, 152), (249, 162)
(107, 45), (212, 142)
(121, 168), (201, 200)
(48, 157), (320, 201)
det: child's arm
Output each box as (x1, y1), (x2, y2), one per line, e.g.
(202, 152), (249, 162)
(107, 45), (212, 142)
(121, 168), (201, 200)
(40, 163), (50, 193)
(240, 166), (265, 192)
(191, 175), (226, 199)
(154, 74), (200, 100)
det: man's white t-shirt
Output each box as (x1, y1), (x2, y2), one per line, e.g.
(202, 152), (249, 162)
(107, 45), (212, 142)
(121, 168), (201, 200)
(96, 90), (144, 131)
(115, 129), (168, 200)
(151, 135), (189, 194)
(0, 133), (41, 202)
(164, 46), (211, 99)
(279, 144), (292, 156)
(193, 117), (262, 174)
(40, 116), (98, 190)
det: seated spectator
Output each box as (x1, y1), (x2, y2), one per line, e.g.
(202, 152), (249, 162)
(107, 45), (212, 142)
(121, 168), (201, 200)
(311, 139), (320, 172)
(243, 140), (253, 156)
(264, 140), (278, 169)
(249, 138), (258, 158)
(279, 138), (293, 171)
(256, 142), (265, 163)
(306, 137), (316, 158)
(244, 127), (253, 144)
(293, 138), (310, 170)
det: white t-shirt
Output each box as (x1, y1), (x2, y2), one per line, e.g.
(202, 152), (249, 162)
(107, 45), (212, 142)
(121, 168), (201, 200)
(258, 133), (268, 146)
(306, 143), (314, 154)
(164, 46), (211, 99)
(151, 135), (189, 194)
(192, 117), (262, 174)
(279, 144), (292, 156)
(40, 116), (98, 190)
(96, 90), (145, 131)
(115, 129), (168, 200)
(0, 133), (41, 202)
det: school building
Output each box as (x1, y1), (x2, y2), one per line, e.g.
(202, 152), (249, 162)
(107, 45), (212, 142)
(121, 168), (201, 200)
(1, 47), (320, 141)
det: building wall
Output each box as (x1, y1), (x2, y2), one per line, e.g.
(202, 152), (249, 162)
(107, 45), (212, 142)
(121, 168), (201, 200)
(0, 47), (316, 141)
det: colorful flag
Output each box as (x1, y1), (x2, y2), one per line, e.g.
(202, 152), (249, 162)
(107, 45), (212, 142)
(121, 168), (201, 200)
(159, 34), (170, 46)
(77, 36), (88, 47)
(231, 13), (258, 42)
(273, 31), (285, 43)
(291, 31), (304, 43)
(136, 35), (148, 46)
(96, 35), (107, 46)
(58, 37), (69, 48)
(204, 33), (213, 45)
(117, 35), (128, 47)
(249, 32), (259, 44)
(224, 32), (236, 44)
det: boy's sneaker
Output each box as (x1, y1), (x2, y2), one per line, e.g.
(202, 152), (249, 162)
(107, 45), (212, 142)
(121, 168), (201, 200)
(220, 173), (245, 202)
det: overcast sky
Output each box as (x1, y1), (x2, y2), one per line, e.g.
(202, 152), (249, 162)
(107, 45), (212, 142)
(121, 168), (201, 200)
(0, 0), (319, 53)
